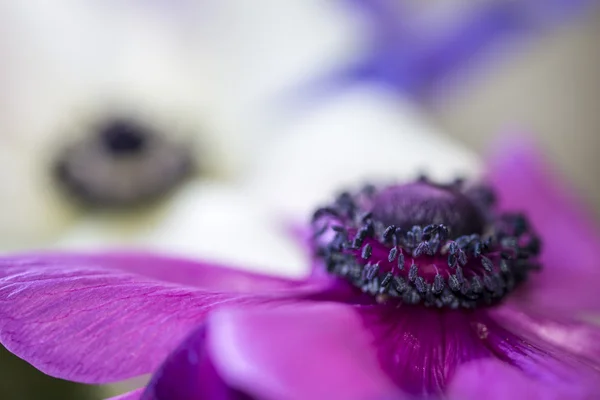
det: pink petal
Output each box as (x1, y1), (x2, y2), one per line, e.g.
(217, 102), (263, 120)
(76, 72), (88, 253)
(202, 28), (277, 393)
(487, 136), (600, 312)
(447, 359), (578, 400)
(20, 251), (310, 293)
(490, 304), (600, 370)
(0, 253), (319, 383)
(107, 388), (144, 400)
(351, 304), (600, 396)
(358, 305), (493, 395)
(142, 301), (600, 399)
(142, 325), (254, 400)
(207, 302), (400, 400)
(473, 307), (600, 397)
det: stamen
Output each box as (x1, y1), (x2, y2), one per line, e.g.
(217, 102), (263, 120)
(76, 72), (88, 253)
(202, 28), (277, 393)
(311, 178), (541, 309)
(387, 247), (398, 262)
(361, 244), (372, 260)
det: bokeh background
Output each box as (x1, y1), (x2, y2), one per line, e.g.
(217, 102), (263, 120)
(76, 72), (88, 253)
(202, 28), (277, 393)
(1, 1), (599, 399)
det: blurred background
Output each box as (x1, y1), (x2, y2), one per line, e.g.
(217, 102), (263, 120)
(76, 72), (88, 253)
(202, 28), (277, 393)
(1, 1), (599, 398)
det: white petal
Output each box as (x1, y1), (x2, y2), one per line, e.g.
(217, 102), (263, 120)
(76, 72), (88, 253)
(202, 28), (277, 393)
(196, 0), (365, 176)
(55, 181), (307, 278)
(0, 146), (76, 250)
(247, 85), (482, 220)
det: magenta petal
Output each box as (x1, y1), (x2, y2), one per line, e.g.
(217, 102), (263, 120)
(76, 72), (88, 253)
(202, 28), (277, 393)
(487, 137), (600, 312)
(21, 251), (309, 293)
(474, 308), (600, 397)
(0, 253), (316, 383)
(206, 302), (399, 400)
(490, 304), (600, 369)
(142, 325), (252, 400)
(358, 306), (492, 395)
(447, 359), (574, 400)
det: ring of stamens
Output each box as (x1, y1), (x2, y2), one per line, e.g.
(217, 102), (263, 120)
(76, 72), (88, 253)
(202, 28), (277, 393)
(312, 178), (541, 309)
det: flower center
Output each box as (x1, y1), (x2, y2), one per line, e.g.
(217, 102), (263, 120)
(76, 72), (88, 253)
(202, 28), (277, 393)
(54, 117), (194, 208)
(370, 182), (485, 237)
(100, 119), (148, 155)
(312, 179), (541, 309)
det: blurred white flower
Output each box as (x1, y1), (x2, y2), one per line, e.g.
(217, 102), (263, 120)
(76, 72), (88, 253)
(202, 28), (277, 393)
(0, 0), (355, 252)
(1, 1), (479, 277)
(0, 1), (213, 248)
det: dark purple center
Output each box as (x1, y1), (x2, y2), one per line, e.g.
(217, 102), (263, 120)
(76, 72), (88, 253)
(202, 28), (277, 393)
(312, 179), (541, 309)
(100, 119), (148, 155)
(371, 182), (485, 237)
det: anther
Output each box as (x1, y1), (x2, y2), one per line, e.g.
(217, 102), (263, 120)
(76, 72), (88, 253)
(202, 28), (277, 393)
(356, 228), (369, 241)
(381, 272), (393, 288)
(481, 256), (494, 272)
(404, 290), (422, 305)
(408, 263), (419, 282)
(448, 253), (457, 268)
(458, 251), (468, 266)
(382, 225), (396, 243)
(422, 224), (436, 239)
(448, 242), (459, 254)
(455, 266), (465, 284)
(358, 211), (373, 223)
(361, 244), (372, 260)
(312, 207), (339, 222)
(393, 276), (408, 293)
(388, 247), (398, 262)
(433, 274), (445, 294)
(366, 263), (379, 280)
(449, 274), (461, 291)
(415, 277), (426, 293)
(413, 242), (429, 257)
(397, 252), (405, 270)
(471, 276), (483, 293)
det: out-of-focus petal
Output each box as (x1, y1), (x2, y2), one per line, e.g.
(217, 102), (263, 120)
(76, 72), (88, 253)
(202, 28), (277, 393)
(108, 388), (144, 400)
(196, 0), (362, 177)
(206, 302), (399, 400)
(0, 253), (318, 383)
(0, 1), (214, 250)
(247, 86), (481, 221)
(490, 304), (600, 369)
(487, 137), (600, 312)
(0, 144), (76, 250)
(142, 325), (251, 400)
(473, 308), (600, 398)
(447, 359), (574, 400)
(339, 0), (597, 101)
(55, 182), (307, 279)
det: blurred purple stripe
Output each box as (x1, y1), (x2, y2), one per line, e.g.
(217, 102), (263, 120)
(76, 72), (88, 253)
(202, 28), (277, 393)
(322, 0), (599, 102)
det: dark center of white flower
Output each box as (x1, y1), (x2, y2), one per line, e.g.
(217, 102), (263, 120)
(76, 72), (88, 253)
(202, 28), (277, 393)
(100, 120), (148, 154)
(54, 117), (194, 208)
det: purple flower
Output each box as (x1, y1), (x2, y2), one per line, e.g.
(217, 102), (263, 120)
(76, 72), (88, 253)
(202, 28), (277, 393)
(329, 0), (597, 101)
(1, 138), (600, 399)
